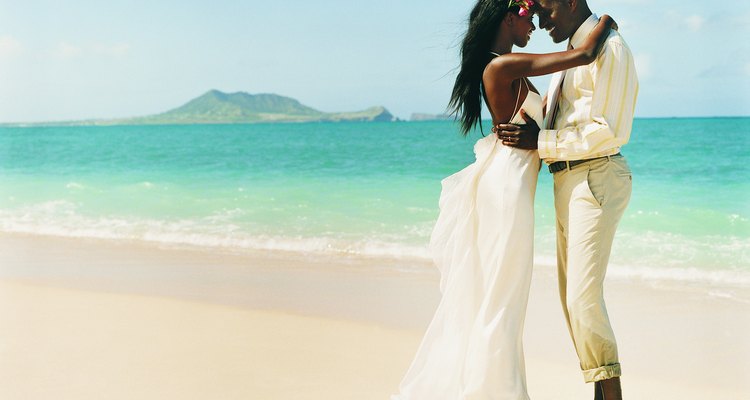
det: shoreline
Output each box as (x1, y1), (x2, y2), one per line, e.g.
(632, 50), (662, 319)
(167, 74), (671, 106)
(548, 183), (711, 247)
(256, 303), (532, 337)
(1, 230), (747, 300)
(1, 232), (749, 398)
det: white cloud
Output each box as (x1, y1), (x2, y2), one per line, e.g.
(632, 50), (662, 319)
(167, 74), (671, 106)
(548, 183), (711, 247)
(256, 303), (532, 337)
(50, 42), (131, 59)
(57, 42), (83, 58)
(697, 62), (750, 79)
(729, 11), (750, 29)
(93, 43), (131, 58)
(0, 35), (22, 57)
(685, 15), (705, 31)
(634, 53), (652, 79)
(666, 11), (707, 32)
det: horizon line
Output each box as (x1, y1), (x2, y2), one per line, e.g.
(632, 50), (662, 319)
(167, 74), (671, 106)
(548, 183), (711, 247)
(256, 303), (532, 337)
(2, 114), (749, 128)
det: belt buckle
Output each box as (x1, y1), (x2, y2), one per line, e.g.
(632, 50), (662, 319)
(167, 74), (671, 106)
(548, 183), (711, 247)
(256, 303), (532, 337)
(549, 160), (567, 174)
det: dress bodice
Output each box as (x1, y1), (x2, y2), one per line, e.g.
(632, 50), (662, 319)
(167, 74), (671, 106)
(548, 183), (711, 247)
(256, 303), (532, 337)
(509, 89), (544, 127)
(474, 89), (544, 158)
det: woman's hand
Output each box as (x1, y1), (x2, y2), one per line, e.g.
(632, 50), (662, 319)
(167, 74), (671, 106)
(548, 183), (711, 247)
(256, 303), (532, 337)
(580, 14), (617, 61)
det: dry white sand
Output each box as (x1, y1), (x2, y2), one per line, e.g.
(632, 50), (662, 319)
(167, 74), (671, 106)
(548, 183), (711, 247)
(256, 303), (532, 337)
(0, 233), (748, 399)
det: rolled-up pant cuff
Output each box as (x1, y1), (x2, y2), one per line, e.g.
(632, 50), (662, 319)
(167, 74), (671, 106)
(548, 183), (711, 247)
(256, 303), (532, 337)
(583, 363), (621, 383)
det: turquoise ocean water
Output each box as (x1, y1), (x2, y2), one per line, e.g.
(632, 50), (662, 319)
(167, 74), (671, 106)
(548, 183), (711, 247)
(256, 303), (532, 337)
(1, 118), (748, 286)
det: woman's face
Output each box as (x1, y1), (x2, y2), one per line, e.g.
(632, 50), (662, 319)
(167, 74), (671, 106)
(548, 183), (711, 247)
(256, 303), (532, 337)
(511, 12), (537, 48)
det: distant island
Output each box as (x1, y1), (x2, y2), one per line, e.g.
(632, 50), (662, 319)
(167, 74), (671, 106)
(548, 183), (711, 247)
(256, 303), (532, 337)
(410, 113), (452, 121)
(5, 90), (396, 126)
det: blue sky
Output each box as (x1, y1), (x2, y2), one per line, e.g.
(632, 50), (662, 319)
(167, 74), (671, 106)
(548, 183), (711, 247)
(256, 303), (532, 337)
(0, 0), (748, 122)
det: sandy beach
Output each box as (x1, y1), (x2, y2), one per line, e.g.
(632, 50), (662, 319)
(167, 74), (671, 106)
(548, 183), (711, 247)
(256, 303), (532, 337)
(1, 233), (748, 399)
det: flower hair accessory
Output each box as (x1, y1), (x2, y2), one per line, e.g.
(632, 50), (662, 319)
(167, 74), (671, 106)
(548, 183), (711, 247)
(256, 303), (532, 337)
(508, 0), (534, 17)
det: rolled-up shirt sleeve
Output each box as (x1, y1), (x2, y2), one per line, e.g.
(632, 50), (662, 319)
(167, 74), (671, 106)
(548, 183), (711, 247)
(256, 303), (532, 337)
(538, 39), (639, 160)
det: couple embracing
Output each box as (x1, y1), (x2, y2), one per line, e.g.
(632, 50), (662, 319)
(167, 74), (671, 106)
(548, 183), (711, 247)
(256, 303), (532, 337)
(393, 0), (638, 399)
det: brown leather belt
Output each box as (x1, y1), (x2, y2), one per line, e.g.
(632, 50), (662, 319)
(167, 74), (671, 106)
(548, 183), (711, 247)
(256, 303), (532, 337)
(548, 153), (621, 174)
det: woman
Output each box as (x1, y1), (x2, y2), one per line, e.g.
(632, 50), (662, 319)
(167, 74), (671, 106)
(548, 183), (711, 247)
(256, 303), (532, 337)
(391, 1), (615, 399)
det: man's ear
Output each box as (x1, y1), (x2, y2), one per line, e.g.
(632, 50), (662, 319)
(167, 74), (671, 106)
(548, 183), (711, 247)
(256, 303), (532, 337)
(505, 12), (515, 26)
(568, 0), (578, 12)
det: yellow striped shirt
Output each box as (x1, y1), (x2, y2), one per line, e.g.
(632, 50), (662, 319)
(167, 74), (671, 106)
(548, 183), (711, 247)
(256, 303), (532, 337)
(538, 14), (639, 162)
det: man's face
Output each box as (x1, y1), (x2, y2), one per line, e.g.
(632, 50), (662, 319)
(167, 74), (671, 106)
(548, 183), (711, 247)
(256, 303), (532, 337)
(534, 0), (574, 43)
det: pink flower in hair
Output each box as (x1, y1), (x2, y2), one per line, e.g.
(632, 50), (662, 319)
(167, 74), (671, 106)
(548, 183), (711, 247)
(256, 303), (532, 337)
(508, 0), (533, 17)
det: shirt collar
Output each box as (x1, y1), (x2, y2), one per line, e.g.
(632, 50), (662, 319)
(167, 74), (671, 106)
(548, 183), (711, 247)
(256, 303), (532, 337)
(569, 14), (599, 49)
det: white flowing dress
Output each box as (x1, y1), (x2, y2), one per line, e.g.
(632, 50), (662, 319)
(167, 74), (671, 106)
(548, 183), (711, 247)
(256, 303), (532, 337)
(392, 86), (543, 400)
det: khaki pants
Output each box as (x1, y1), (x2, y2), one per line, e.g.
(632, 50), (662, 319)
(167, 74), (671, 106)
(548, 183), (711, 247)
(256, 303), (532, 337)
(552, 155), (632, 383)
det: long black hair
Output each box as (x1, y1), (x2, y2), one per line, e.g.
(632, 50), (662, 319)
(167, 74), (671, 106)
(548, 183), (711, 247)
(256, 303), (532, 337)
(448, 0), (515, 136)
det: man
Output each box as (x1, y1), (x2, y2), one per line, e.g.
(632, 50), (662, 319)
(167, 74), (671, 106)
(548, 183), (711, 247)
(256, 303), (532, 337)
(495, 0), (638, 399)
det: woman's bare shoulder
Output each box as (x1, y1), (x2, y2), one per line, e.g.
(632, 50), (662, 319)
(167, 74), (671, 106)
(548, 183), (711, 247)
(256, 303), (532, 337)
(483, 56), (513, 83)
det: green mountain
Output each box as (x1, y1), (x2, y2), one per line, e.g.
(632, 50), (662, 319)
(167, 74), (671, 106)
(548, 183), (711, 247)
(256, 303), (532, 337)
(10, 90), (395, 126)
(146, 90), (326, 123)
